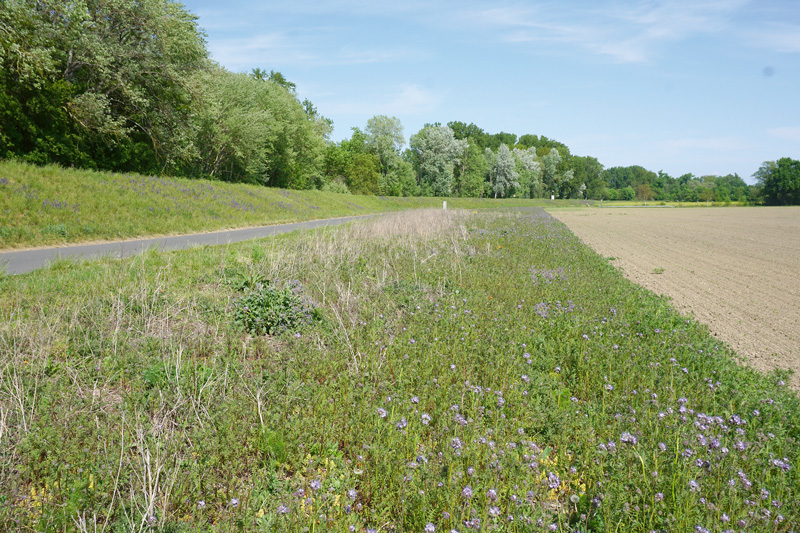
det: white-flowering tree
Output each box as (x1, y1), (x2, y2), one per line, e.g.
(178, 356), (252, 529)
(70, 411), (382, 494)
(513, 146), (542, 198)
(487, 144), (519, 198)
(409, 125), (468, 196)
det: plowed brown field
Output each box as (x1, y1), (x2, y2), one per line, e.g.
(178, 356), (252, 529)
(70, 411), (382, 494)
(550, 206), (800, 390)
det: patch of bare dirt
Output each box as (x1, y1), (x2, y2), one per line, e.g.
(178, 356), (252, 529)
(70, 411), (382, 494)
(550, 206), (800, 390)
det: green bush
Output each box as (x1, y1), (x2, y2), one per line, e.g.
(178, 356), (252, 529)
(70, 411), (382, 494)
(320, 178), (352, 194)
(232, 281), (318, 335)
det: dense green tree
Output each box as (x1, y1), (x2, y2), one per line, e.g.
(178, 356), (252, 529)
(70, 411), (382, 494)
(541, 148), (574, 198)
(251, 68), (297, 94)
(517, 135), (570, 158)
(602, 166), (657, 190)
(323, 128), (381, 194)
(618, 186), (635, 200)
(246, 71), (328, 189)
(346, 153), (380, 195)
(365, 115), (404, 179)
(755, 158), (800, 205)
(379, 159), (417, 196)
(485, 132), (518, 151)
(185, 66), (270, 182)
(1, 0), (330, 187)
(0, 0), (208, 170)
(452, 140), (489, 197)
(447, 121), (487, 146)
(569, 156), (604, 198)
(698, 186), (715, 205)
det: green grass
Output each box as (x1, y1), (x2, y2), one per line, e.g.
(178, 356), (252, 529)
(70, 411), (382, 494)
(0, 160), (592, 249)
(0, 208), (796, 532)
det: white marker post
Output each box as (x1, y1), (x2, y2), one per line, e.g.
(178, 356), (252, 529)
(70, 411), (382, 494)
(443, 201), (447, 210)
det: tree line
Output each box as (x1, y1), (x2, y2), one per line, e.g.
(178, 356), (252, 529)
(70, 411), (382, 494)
(0, 0), (329, 189)
(2, 0), (798, 204)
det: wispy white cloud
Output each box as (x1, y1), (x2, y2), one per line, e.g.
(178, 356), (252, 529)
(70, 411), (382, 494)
(335, 46), (429, 65)
(208, 32), (423, 71)
(767, 127), (800, 143)
(459, 0), (749, 63)
(384, 85), (443, 115)
(324, 84), (443, 116)
(747, 23), (800, 54)
(206, 32), (315, 71)
(657, 135), (748, 152)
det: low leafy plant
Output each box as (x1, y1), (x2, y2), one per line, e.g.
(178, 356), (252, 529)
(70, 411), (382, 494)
(232, 281), (318, 335)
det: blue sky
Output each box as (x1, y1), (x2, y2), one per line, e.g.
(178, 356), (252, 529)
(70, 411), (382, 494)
(180, 0), (799, 183)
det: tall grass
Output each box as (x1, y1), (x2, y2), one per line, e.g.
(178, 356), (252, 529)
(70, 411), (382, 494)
(0, 160), (586, 249)
(0, 208), (796, 531)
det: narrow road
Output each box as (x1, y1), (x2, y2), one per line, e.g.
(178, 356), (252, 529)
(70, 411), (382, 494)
(0, 215), (374, 275)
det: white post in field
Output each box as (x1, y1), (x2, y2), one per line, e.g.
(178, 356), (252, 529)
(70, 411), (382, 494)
(443, 201), (447, 210)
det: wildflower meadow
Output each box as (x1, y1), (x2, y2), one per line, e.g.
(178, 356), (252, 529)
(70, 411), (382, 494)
(0, 208), (797, 532)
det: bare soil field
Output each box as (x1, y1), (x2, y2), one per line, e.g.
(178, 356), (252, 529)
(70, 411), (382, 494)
(550, 206), (800, 390)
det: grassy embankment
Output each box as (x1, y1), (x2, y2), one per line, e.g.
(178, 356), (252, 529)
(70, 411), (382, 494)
(0, 160), (589, 249)
(0, 207), (796, 531)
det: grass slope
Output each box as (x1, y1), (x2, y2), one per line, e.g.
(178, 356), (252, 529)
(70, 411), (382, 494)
(0, 160), (587, 249)
(0, 208), (796, 531)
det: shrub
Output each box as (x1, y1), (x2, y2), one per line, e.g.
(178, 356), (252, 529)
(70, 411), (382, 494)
(232, 281), (318, 335)
(320, 179), (352, 194)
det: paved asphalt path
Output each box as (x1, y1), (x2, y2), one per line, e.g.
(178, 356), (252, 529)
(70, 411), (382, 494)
(0, 215), (374, 275)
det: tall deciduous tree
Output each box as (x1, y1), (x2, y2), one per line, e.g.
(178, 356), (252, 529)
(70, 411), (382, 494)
(364, 115), (404, 178)
(0, 0), (208, 169)
(453, 139), (489, 197)
(487, 144), (519, 198)
(186, 66), (271, 182)
(755, 158), (800, 205)
(447, 121), (487, 147)
(409, 125), (468, 196)
(542, 148), (573, 198)
(513, 146), (541, 198)
(323, 128), (380, 195)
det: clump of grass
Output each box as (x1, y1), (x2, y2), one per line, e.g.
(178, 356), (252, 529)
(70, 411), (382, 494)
(0, 208), (796, 532)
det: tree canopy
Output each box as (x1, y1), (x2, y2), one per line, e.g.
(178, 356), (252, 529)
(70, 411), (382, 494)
(0, 0), (208, 170)
(755, 158), (800, 205)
